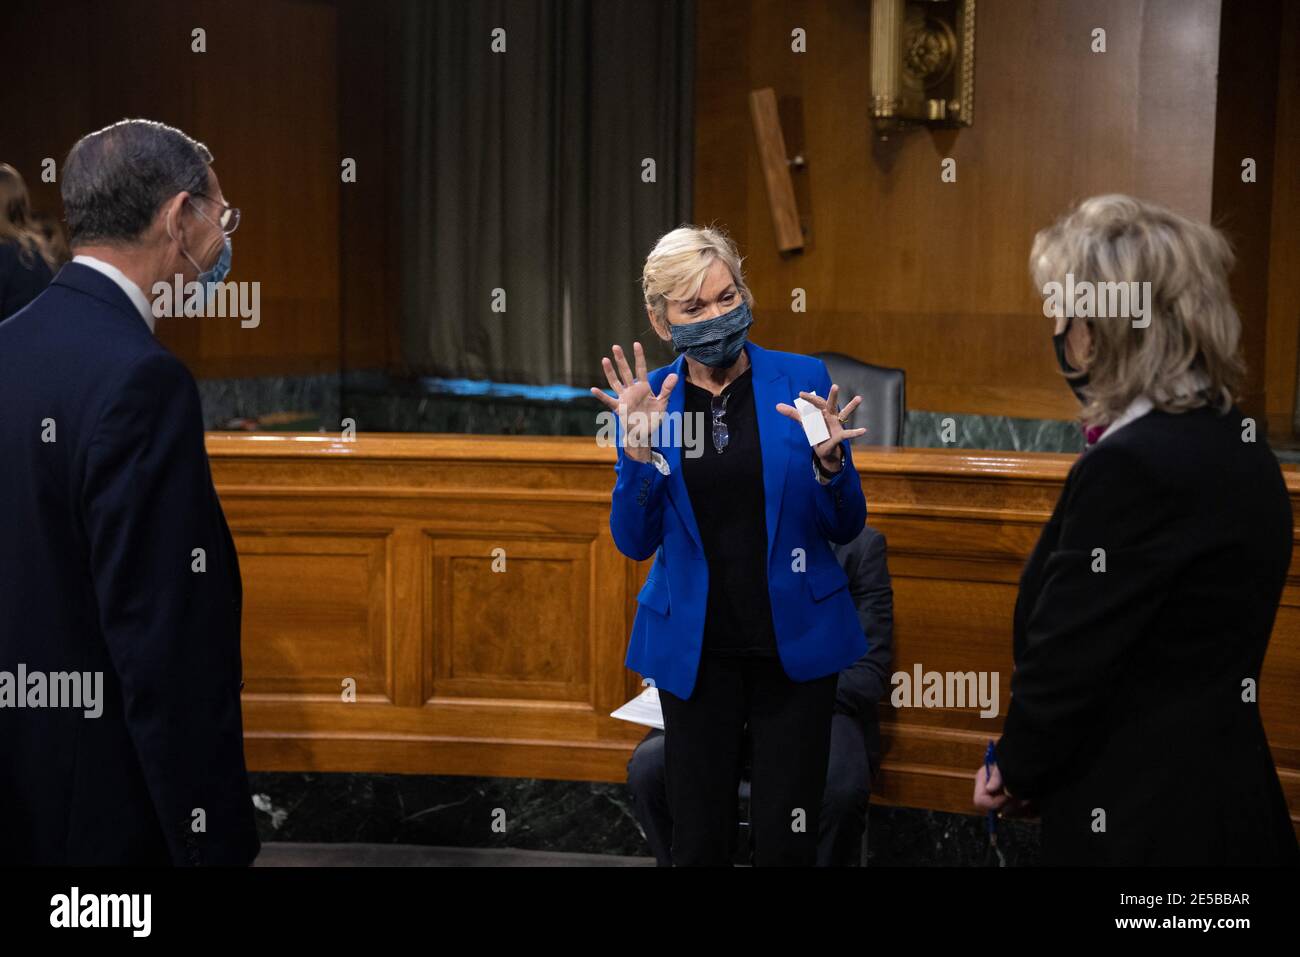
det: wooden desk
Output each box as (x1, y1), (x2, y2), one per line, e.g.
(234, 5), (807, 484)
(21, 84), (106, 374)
(208, 433), (1300, 829)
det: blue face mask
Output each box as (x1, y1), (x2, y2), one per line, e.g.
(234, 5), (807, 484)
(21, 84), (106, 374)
(172, 199), (232, 299)
(200, 235), (232, 291)
(669, 299), (753, 368)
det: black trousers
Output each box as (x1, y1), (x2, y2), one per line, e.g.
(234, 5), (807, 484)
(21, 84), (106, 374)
(657, 653), (840, 866)
(627, 714), (873, 866)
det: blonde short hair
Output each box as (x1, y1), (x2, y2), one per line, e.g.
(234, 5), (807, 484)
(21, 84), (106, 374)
(641, 225), (754, 337)
(1030, 194), (1245, 427)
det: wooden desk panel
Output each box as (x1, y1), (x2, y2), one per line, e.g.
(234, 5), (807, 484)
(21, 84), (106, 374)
(208, 433), (1300, 830)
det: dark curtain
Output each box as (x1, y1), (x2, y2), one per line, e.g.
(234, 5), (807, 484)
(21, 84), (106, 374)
(399, 0), (694, 387)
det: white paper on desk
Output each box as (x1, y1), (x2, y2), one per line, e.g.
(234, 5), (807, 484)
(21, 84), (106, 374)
(794, 395), (831, 446)
(610, 686), (664, 730)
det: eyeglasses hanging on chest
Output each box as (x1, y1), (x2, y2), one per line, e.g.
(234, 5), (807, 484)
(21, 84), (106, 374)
(711, 393), (730, 453)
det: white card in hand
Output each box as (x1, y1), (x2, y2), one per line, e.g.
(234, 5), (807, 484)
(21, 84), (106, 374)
(794, 395), (831, 446)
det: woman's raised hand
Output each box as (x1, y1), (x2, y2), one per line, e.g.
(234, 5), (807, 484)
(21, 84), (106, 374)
(775, 384), (867, 465)
(590, 342), (678, 458)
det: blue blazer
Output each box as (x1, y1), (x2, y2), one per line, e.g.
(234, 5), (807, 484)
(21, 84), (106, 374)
(609, 340), (869, 699)
(0, 263), (259, 865)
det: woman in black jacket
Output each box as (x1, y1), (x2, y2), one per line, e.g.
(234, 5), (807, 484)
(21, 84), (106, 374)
(974, 194), (1299, 866)
(0, 163), (57, 321)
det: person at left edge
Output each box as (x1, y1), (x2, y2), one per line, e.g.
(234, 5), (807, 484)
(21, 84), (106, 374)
(0, 163), (57, 321)
(0, 119), (256, 865)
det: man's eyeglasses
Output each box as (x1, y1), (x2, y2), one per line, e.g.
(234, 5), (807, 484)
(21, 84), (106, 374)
(190, 193), (240, 235)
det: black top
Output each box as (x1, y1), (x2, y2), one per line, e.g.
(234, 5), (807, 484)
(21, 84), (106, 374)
(681, 365), (779, 657)
(0, 239), (53, 322)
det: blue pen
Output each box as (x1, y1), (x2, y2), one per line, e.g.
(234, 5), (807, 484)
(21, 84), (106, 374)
(984, 739), (1006, 866)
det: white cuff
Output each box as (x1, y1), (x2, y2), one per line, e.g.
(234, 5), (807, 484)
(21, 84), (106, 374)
(650, 450), (671, 476)
(814, 457), (832, 485)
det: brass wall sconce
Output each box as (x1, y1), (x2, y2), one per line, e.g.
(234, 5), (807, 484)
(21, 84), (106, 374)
(870, 0), (976, 138)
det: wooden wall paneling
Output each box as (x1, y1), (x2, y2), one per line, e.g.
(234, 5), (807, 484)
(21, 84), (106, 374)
(423, 531), (593, 703)
(213, 434), (649, 784)
(1210, 0), (1283, 427)
(237, 530), (393, 700)
(337, 0), (402, 373)
(1, 0), (195, 248)
(208, 433), (1300, 835)
(164, 0), (341, 378)
(1264, 0), (1300, 440)
(693, 0), (1227, 421)
(0, 0), (342, 379)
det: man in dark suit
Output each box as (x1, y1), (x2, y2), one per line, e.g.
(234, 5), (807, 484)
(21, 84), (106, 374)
(0, 119), (258, 865)
(626, 525), (893, 866)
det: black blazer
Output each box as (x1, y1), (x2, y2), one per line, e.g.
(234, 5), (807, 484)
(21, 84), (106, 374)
(997, 404), (1299, 865)
(831, 526), (894, 764)
(0, 238), (53, 321)
(0, 263), (259, 865)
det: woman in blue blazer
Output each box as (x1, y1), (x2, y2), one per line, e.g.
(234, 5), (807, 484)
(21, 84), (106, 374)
(592, 226), (869, 865)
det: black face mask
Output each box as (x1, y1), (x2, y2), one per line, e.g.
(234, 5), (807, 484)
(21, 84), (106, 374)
(1052, 318), (1090, 403)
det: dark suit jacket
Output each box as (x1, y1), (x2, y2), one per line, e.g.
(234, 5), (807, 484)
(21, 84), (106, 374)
(0, 263), (259, 865)
(997, 404), (1299, 866)
(831, 526), (894, 766)
(0, 239), (53, 321)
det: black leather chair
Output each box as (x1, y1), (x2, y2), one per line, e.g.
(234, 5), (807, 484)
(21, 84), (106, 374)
(811, 352), (906, 447)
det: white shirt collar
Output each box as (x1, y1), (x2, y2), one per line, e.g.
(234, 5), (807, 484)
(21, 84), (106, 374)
(72, 255), (156, 333)
(1095, 395), (1153, 444)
